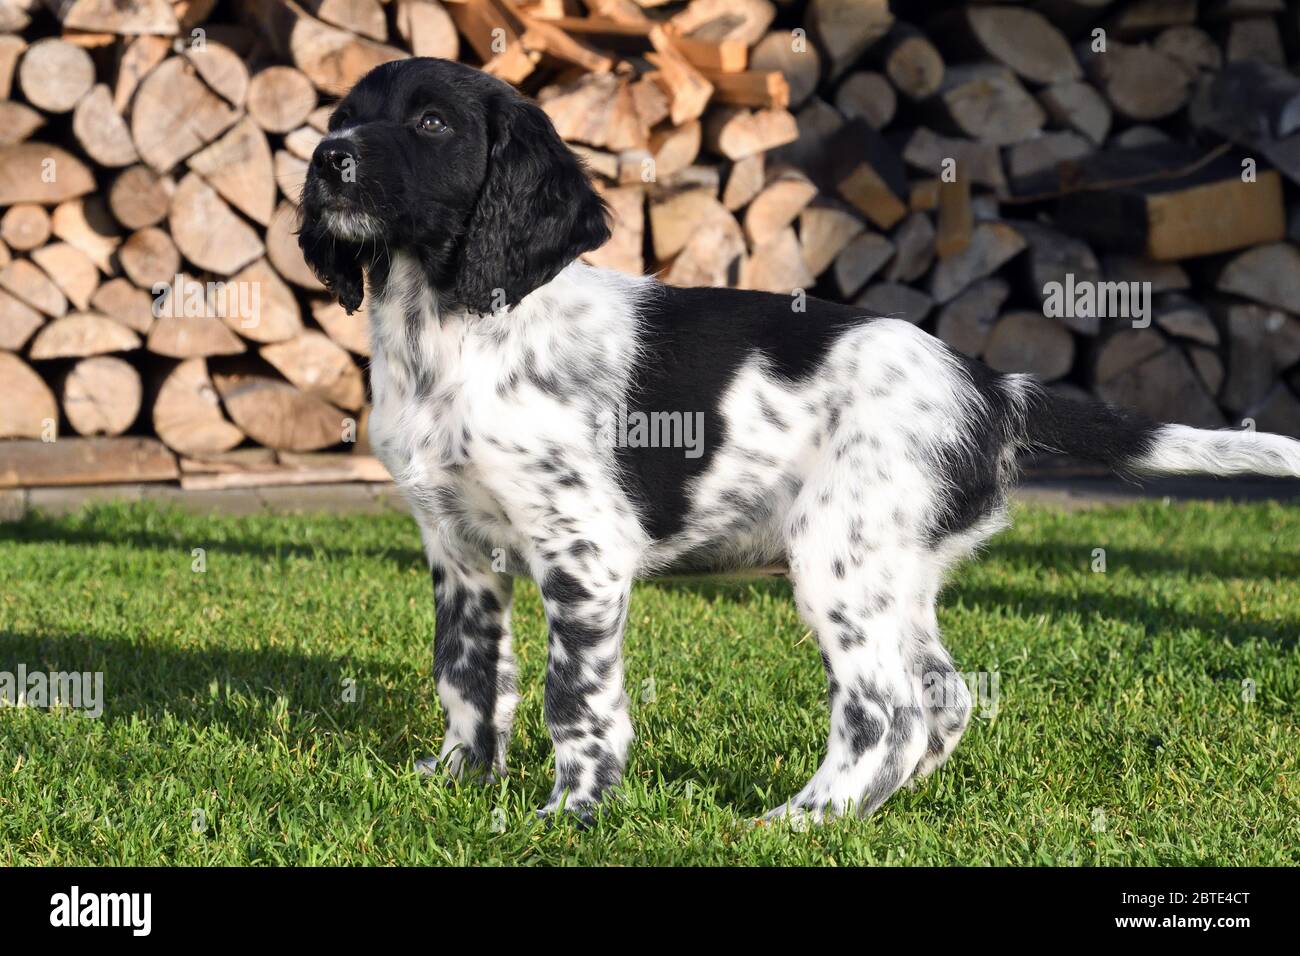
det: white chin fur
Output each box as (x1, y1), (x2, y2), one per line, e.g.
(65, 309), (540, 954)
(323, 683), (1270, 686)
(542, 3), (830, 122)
(321, 208), (380, 242)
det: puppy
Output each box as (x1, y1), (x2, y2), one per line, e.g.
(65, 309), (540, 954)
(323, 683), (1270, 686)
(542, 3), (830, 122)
(300, 58), (1300, 824)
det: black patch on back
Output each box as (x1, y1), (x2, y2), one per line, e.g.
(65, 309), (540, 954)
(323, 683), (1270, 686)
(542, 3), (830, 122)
(616, 285), (872, 542)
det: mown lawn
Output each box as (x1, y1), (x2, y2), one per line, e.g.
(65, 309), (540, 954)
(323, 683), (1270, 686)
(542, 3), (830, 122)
(0, 499), (1297, 865)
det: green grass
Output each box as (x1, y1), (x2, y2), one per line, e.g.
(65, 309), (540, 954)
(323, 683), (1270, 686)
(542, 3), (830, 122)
(1, 499), (1297, 865)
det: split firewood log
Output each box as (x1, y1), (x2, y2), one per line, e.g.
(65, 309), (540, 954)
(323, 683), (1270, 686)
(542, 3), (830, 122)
(395, 0), (460, 59)
(169, 172), (266, 276)
(267, 200), (324, 290)
(803, 0), (892, 80)
(798, 201), (865, 278)
(50, 198), (120, 274)
(834, 71), (896, 130)
(45, 0), (179, 33)
(152, 357), (245, 457)
(0, 350), (58, 439)
(28, 312), (141, 360)
(131, 56), (240, 172)
(311, 299), (370, 356)
(187, 117), (277, 227)
(883, 211), (934, 283)
(829, 119), (909, 230)
(931, 6), (1080, 85)
(744, 167), (817, 247)
(120, 227), (181, 290)
(722, 153), (765, 210)
(585, 183), (644, 276)
(90, 278), (156, 335)
(874, 23), (945, 101)
(0, 258), (67, 317)
(0, 143), (95, 205)
(741, 226), (815, 293)
(61, 355), (143, 437)
(216, 258), (304, 344)
(750, 30), (820, 109)
(31, 242), (99, 312)
(1216, 242), (1300, 314)
(928, 222), (1027, 304)
(0, 101), (43, 146)
(302, 0), (388, 41)
(703, 107), (798, 161)
(926, 64), (1046, 146)
(0, 289), (43, 352)
(856, 281), (933, 323)
(261, 330), (366, 410)
(113, 34), (170, 113)
(72, 84), (139, 168)
(935, 277), (1009, 358)
(1081, 40), (1193, 122)
(212, 367), (349, 452)
(240, 0), (406, 96)
(833, 231), (894, 299)
(1037, 80), (1113, 146)
(185, 39), (251, 108)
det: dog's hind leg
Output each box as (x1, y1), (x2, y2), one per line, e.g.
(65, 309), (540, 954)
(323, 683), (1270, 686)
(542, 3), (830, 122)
(763, 490), (933, 824)
(905, 599), (972, 786)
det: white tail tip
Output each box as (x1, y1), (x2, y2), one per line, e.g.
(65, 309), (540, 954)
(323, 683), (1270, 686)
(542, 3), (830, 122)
(1135, 424), (1300, 479)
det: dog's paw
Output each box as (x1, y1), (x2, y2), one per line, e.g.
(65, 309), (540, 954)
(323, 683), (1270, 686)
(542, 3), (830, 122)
(756, 801), (822, 829)
(535, 803), (597, 831)
(415, 752), (501, 785)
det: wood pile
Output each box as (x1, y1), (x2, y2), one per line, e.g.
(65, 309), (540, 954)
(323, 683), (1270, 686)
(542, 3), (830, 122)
(1, 0), (1299, 490)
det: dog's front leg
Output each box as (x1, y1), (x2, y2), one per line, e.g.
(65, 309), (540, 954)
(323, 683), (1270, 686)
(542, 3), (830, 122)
(418, 529), (518, 782)
(534, 558), (634, 824)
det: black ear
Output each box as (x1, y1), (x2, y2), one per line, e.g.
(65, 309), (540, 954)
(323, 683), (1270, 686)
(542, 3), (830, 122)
(298, 217), (366, 314)
(452, 96), (610, 313)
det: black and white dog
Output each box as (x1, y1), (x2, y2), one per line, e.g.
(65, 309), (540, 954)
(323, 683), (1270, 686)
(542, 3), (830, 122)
(300, 58), (1300, 824)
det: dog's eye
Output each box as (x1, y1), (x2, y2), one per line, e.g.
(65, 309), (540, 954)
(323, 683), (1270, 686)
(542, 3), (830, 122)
(419, 112), (449, 134)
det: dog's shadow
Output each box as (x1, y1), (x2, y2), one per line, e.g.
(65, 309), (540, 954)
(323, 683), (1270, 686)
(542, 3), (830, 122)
(0, 512), (427, 569)
(3, 520), (1294, 817)
(0, 629), (428, 760)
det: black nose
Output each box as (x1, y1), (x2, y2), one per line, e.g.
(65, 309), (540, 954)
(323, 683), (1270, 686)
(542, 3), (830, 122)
(311, 140), (358, 183)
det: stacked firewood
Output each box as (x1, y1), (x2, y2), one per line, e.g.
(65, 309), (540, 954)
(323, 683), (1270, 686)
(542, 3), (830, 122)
(1, 0), (1299, 489)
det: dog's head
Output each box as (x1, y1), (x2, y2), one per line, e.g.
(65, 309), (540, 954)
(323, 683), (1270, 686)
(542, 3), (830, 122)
(299, 57), (610, 315)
